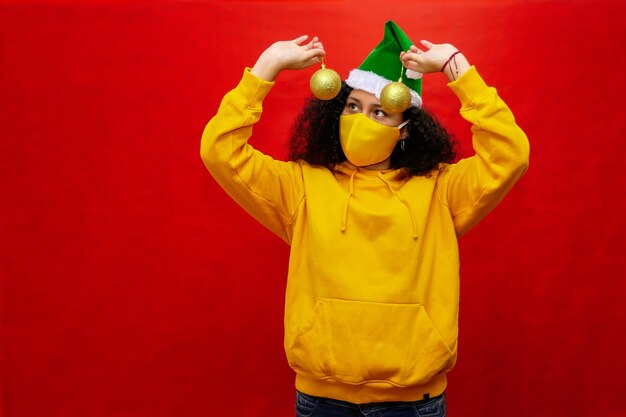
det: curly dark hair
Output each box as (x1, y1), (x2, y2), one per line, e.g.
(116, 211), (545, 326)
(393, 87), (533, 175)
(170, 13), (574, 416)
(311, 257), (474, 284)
(288, 82), (458, 178)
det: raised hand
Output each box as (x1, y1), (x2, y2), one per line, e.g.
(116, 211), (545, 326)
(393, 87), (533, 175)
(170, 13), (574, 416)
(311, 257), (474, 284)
(400, 40), (470, 81)
(251, 36), (326, 82)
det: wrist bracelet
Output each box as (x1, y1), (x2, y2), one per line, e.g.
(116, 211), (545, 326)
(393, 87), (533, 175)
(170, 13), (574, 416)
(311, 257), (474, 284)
(440, 51), (461, 72)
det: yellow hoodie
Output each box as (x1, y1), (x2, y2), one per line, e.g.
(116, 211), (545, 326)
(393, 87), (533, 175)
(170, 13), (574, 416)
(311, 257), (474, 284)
(201, 66), (529, 404)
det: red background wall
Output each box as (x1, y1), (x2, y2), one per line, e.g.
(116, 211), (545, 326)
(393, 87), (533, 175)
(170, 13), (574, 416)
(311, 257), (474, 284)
(1, 1), (625, 416)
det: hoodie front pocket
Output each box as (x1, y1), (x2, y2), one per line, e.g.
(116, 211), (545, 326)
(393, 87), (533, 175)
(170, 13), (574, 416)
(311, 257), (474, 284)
(289, 298), (454, 387)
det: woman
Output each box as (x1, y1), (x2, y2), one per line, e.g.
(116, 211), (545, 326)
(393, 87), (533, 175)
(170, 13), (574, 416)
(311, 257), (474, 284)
(201, 21), (529, 417)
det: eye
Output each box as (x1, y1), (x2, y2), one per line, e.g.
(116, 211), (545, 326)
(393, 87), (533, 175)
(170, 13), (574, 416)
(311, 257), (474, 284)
(343, 102), (360, 114)
(374, 109), (387, 118)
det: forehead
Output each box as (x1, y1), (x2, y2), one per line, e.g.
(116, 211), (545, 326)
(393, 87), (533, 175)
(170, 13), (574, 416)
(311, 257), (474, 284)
(347, 89), (381, 106)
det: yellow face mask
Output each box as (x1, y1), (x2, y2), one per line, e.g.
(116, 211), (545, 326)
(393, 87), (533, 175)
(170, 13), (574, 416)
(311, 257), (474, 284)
(339, 113), (408, 167)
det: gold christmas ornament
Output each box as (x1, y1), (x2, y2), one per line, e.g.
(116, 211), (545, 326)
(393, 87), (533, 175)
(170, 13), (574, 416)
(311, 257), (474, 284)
(310, 60), (341, 100)
(380, 80), (411, 114)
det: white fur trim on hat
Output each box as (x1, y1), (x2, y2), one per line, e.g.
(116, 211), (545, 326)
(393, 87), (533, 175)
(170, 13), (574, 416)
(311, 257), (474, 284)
(405, 69), (422, 80)
(345, 69), (422, 108)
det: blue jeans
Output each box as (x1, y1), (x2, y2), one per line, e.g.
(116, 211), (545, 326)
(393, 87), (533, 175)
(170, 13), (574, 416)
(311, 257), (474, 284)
(295, 390), (446, 417)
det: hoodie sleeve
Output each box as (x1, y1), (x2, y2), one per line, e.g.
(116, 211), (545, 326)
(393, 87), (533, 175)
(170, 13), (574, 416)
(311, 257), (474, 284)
(200, 68), (304, 243)
(436, 66), (530, 237)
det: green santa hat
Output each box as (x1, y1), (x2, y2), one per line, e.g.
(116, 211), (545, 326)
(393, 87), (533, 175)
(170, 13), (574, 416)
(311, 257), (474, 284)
(346, 20), (422, 108)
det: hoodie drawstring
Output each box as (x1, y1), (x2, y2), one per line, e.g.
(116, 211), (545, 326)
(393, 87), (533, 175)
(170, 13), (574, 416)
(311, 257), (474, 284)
(377, 172), (419, 240)
(341, 169), (357, 232)
(339, 168), (419, 240)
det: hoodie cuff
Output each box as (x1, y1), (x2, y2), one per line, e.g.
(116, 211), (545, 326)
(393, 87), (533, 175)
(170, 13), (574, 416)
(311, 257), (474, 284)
(234, 68), (275, 108)
(447, 66), (493, 107)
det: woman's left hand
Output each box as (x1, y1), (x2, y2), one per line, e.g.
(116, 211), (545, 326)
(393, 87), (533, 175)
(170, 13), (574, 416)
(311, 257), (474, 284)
(400, 40), (470, 81)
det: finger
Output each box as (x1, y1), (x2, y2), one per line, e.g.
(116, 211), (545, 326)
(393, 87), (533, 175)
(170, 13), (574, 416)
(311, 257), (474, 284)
(300, 52), (325, 69)
(403, 61), (422, 73)
(302, 48), (326, 62)
(309, 54), (324, 66)
(409, 45), (426, 56)
(401, 51), (421, 63)
(420, 40), (435, 49)
(292, 35), (309, 44)
(304, 37), (324, 51)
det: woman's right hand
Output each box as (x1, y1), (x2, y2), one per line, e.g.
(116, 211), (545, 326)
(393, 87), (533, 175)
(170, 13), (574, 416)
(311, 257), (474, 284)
(250, 36), (326, 82)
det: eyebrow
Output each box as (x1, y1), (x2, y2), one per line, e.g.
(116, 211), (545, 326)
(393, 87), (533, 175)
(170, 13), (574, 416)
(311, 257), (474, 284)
(347, 96), (383, 109)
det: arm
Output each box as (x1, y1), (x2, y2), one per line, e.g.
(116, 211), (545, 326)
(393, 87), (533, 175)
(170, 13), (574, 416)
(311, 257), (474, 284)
(200, 36), (326, 241)
(401, 41), (530, 237)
